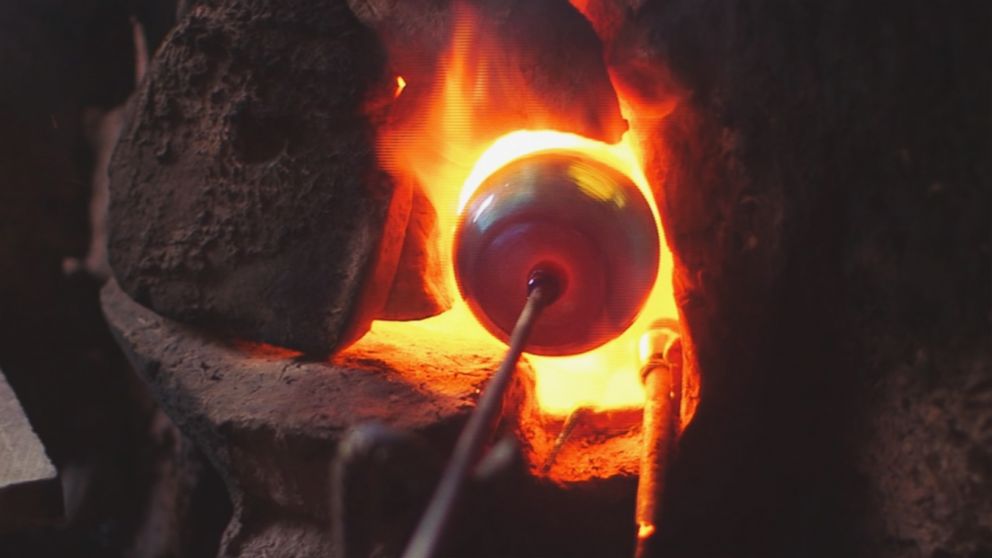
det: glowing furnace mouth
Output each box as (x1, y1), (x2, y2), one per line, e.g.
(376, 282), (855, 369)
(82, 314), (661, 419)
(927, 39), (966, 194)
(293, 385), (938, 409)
(373, 129), (676, 416)
(448, 130), (675, 415)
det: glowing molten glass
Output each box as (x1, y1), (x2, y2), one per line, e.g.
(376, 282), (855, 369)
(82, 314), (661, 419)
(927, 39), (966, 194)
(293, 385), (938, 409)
(454, 149), (659, 356)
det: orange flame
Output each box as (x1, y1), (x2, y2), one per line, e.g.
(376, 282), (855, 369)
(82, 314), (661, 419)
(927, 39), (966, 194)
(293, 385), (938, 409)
(373, 2), (677, 417)
(638, 523), (656, 540)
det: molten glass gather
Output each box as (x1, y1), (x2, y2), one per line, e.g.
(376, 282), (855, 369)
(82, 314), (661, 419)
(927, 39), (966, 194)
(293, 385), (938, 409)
(454, 150), (659, 356)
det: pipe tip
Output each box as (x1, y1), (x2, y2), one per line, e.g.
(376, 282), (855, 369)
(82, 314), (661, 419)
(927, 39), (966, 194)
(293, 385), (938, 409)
(527, 266), (564, 306)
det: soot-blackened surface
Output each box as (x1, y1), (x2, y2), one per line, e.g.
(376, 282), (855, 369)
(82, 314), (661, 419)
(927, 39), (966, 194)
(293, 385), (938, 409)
(110, 0), (399, 357)
(608, 1), (991, 556)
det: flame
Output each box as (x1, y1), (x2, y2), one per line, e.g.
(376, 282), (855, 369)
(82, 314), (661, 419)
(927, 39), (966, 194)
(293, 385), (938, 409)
(372, 2), (677, 417)
(637, 523), (656, 540)
(393, 75), (407, 98)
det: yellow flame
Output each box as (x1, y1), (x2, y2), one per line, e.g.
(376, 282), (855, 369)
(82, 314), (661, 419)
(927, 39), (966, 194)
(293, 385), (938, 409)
(638, 522), (656, 540)
(372, 3), (678, 416)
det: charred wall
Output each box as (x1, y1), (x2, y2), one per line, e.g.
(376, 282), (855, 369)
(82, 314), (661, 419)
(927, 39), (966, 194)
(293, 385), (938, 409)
(0, 2), (231, 557)
(633, 1), (991, 556)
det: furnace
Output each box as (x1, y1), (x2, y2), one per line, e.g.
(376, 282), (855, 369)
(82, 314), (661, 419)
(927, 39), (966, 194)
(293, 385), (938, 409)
(104, 0), (698, 556)
(0, 0), (986, 557)
(86, 0), (991, 557)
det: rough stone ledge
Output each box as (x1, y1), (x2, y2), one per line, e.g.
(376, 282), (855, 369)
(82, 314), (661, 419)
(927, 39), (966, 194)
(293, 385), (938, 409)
(101, 280), (640, 557)
(101, 279), (503, 556)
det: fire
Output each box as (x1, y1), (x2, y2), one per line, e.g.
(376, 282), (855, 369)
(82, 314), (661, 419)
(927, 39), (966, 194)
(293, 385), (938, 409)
(372, 2), (677, 417)
(638, 522), (656, 540)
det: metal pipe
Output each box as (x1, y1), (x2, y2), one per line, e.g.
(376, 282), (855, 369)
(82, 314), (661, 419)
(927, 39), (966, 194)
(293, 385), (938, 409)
(540, 406), (592, 475)
(634, 319), (682, 558)
(401, 271), (560, 558)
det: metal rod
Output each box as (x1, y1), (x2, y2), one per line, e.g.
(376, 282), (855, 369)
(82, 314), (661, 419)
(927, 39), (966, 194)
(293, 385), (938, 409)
(401, 273), (558, 558)
(634, 320), (682, 558)
(541, 406), (592, 474)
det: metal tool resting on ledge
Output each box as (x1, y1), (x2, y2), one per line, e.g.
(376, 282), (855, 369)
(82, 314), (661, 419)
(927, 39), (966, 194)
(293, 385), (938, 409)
(634, 319), (683, 558)
(402, 150), (661, 558)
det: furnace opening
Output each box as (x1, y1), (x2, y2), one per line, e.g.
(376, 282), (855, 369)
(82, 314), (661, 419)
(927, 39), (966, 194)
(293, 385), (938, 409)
(366, 0), (690, 481)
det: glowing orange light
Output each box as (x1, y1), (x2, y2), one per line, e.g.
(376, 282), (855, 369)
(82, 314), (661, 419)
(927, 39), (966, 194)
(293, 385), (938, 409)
(637, 523), (656, 540)
(373, 3), (677, 417)
(394, 75), (407, 98)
